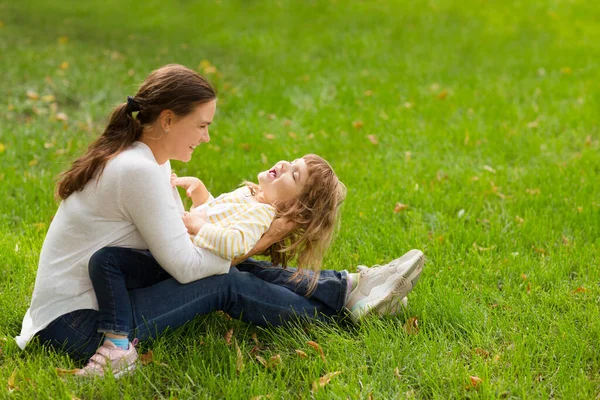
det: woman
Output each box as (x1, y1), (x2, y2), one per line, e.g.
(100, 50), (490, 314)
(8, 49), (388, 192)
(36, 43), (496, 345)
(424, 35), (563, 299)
(16, 64), (424, 377)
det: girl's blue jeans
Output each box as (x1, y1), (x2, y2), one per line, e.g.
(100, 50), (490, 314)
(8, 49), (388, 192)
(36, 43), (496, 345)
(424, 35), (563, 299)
(36, 247), (349, 360)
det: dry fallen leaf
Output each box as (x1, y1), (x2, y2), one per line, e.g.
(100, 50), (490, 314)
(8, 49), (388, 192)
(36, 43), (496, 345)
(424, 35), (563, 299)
(59, 61), (69, 70)
(8, 369), (18, 392)
(469, 376), (483, 387)
(140, 350), (153, 366)
(224, 328), (234, 346)
(26, 90), (39, 100)
(483, 165), (496, 174)
(403, 317), (419, 335)
(526, 188), (540, 195)
(394, 203), (409, 213)
(55, 368), (80, 376)
(474, 348), (489, 358)
(235, 340), (244, 373)
(572, 287), (588, 294)
(364, 90), (373, 96)
(312, 371), (342, 391)
(217, 310), (232, 321)
(269, 354), (281, 368)
(473, 242), (496, 252)
(367, 134), (378, 145)
(394, 367), (402, 380)
(560, 67), (572, 74)
(307, 341), (327, 363)
(255, 355), (268, 368)
(295, 349), (308, 358)
(264, 133), (275, 140)
(352, 121), (364, 129)
(438, 90), (448, 100)
(56, 112), (68, 122)
(251, 333), (259, 346)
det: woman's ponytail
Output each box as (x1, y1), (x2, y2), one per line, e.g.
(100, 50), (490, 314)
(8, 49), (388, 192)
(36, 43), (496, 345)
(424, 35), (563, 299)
(55, 102), (142, 200)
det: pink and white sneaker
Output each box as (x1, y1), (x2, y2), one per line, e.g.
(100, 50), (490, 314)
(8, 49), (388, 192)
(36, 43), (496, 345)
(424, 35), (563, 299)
(75, 339), (139, 378)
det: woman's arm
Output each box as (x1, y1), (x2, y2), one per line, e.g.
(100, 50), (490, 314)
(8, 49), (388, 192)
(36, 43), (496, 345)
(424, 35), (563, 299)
(119, 163), (229, 283)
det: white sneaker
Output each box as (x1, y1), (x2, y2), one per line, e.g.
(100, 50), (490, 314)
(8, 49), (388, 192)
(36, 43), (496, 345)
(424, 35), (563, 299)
(347, 249), (424, 323)
(357, 265), (408, 312)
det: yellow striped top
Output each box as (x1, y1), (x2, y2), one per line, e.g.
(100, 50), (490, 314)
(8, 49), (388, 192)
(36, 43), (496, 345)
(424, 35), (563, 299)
(191, 187), (276, 260)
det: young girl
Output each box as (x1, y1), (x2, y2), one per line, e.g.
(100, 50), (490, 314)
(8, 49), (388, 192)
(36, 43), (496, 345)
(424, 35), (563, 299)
(78, 153), (346, 376)
(174, 154), (346, 285)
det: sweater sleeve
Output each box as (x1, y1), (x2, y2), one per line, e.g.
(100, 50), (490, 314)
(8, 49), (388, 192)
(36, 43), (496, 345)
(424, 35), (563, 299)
(192, 205), (273, 260)
(119, 162), (230, 283)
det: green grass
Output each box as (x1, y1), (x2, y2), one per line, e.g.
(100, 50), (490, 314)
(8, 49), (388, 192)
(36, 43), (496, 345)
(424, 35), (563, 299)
(1, 0), (599, 398)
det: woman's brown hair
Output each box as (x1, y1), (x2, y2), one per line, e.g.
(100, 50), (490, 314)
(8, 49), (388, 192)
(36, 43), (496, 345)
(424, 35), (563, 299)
(249, 154), (347, 294)
(56, 64), (216, 199)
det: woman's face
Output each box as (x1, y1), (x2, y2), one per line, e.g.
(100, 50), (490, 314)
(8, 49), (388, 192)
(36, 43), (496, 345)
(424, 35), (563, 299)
(166, 99), (216, 162)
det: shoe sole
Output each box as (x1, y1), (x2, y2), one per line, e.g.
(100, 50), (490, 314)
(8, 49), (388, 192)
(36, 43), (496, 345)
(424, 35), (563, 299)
(350, 250), (424, 322)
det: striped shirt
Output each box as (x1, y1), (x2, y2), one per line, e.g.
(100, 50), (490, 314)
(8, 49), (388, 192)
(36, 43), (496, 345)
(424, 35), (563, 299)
(191, 187), (276, 260)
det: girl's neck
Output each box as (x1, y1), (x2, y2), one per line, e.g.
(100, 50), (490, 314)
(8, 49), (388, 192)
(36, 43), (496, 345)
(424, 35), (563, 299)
(254, 189), (271, 205)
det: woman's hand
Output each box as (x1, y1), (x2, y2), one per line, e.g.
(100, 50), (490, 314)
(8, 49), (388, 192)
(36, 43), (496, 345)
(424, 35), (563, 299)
(182, 210), (208, 235)
(231, 217), (297, 266)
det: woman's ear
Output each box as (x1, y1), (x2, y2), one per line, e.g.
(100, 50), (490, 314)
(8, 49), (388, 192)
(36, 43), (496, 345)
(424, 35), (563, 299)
(159, 110), (173, 133)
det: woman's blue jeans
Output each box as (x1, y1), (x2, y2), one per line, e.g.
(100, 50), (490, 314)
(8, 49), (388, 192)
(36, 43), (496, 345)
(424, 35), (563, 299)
(36, 247), (349, 360)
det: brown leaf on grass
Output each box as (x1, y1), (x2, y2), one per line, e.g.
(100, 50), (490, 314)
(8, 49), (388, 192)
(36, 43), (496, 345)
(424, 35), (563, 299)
(394, 203), (409, 213)
(140, 350), (153, 366)
(526, 188), (540, 195)
(295, 349), (308, 358)
(438, 90), (448, 100)
(404, 151), (412, 161)
(482, 165), (496, 174)
(283, 119), (292, 126)
(561, 235), (570, 245)
(572, 287), (588, 294)
(224, 328), (234, 346)
(250, 345), (261, 355)
(352, 121), (363, 129)
(269, 354), (282, 368)
(520, 274), (527, 281)
(288, 131), (297, 139)
(8, 369), (17, 392)
(312, 371), (342, 391)
(403, 317), (419, 335)
(240, 143), (251, 152)
(26, 90), (39, 100)
(264, 133), (275, 140)
(394, 367), (402, 380)
(251, 333), (259, 346)
(469, 376), (483, 387)
(526, 282), (531, 293)
(235, 340), (244, 373)
(474, 348), (489, 358)
(56, 112), (68, 122)
(255, 355), (268, 368)
(59, 61), (69, 70)
(217, 310), (232, 321)
(55, 368), (80, 376)
(70, 395), (82, 400)
(532, 246), (547, 255)
(515, 215), (524, 225)
(560, 67), (572, 75)
(364, 90), (373, 96)
(584, 135), (593, 147)
(473, 242), (496, 252)
(367, 134), (378, 145)
(307, 341), (327, 363)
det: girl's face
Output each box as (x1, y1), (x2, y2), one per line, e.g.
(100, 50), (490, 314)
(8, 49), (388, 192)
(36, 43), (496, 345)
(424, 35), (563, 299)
(165, 99), (216, 162)
(257, 158), (309, 205)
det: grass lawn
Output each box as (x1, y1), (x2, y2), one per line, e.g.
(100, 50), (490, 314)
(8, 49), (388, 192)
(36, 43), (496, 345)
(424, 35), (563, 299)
(1, 0), (599, 398)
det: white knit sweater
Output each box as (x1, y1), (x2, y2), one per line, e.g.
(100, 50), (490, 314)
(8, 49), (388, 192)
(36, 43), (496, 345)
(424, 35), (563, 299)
(16, 142), (229, 349)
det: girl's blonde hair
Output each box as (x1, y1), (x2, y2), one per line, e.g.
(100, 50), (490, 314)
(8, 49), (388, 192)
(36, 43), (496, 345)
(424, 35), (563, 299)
(248, 154), (346, 294)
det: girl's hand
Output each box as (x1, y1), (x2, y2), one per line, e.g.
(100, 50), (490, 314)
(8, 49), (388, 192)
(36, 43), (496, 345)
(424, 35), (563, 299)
(171, 174), (204, 198)
(182, 210), (208, 235)
(231, 217), (297, 266)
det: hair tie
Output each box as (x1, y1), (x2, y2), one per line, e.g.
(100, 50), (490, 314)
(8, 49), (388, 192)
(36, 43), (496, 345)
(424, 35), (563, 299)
(126, 96), (141, 112)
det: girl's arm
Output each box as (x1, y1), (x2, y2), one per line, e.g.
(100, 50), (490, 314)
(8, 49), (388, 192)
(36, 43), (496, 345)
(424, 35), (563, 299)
(230, 217), (296, 266)
(170, 174), (210, 209)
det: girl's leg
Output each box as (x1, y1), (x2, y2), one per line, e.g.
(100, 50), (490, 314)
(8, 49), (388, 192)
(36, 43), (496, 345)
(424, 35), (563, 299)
(88, 248), (171, 337)
(38, 247), (343, 360)
(234, 259), (348, 311)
